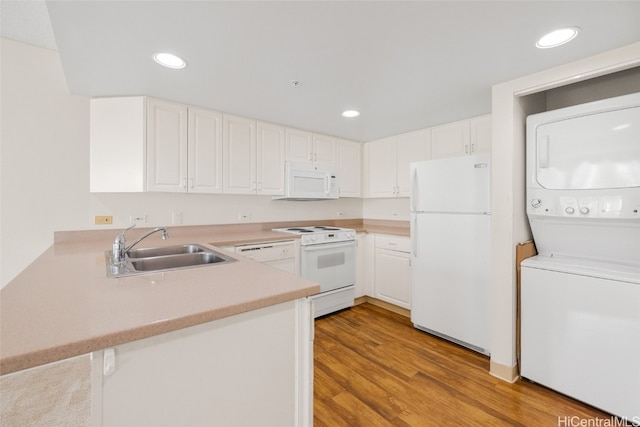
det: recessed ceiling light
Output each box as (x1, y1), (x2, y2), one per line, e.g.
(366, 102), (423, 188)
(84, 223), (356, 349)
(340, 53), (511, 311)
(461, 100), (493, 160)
(342, 110), (360, 118)
(153, 52), (187, 69)
(536, 27), (580, 49)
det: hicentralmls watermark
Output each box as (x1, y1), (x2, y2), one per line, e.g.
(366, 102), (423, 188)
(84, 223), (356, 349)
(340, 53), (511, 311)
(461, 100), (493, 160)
(558, 415), (640, 427)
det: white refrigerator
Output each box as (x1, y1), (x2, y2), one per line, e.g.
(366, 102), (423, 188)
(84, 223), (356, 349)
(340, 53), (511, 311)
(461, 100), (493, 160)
(410, 154), (491, 355)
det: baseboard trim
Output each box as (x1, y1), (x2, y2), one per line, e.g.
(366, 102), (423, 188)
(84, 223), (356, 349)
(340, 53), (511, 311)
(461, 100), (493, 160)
(355, 296), (411, 318)
(489, 359), (519, 383)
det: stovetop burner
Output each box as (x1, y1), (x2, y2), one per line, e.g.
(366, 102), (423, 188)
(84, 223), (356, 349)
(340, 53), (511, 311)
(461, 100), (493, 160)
(272, 225), (356, 245)
(286, 228), (313, 233)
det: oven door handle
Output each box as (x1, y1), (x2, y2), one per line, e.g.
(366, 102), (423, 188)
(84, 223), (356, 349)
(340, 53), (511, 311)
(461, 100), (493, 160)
(301, 241), (355, 252)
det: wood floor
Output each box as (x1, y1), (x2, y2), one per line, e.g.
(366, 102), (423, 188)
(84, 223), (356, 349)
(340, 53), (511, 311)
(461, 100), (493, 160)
(314, 303), (618, 427)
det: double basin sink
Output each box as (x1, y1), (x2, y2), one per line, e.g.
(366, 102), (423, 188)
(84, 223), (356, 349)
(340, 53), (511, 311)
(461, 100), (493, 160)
(106, 244), (236, 278)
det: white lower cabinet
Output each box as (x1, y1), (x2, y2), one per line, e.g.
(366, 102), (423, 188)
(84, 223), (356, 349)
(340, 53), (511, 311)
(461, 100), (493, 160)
(373, 235), (411, 309)
(94, 299), (313, 427)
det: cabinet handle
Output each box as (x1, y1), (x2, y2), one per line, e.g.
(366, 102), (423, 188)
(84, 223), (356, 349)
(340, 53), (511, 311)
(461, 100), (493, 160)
(471, 143), (476, 153)
(189, 178), (194, 189)
(464, 144), (469, 154)
(181, 178), (187, 189)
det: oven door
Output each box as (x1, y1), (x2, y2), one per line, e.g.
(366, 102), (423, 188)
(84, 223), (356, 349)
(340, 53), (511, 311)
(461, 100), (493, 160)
(300, 241), (355, 293)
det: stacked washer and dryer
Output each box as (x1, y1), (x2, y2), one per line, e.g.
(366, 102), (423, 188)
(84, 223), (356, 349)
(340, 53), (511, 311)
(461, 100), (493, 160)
(521, 92), (640, 421)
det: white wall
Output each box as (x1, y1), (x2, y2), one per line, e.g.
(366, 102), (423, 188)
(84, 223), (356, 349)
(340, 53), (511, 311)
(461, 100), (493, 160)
(0, 38), (362, 288)
(1, 38), (89, 287)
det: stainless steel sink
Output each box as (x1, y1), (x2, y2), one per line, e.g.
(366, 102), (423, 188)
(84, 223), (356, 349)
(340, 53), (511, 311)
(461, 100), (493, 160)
(131, 252), (227, 271)
(127, 244), (205, 259)
(105, 244), (236, 278)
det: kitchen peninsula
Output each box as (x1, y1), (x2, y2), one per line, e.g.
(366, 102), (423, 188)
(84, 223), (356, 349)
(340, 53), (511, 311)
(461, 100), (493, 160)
(0, 225), (321, 426)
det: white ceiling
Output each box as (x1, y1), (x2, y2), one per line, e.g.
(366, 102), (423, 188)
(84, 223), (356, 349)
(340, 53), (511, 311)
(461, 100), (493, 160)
(3, 1), (640, 142)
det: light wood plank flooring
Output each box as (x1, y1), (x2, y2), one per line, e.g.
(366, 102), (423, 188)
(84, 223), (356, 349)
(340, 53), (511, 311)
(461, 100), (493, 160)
(314, 303), (622, 427)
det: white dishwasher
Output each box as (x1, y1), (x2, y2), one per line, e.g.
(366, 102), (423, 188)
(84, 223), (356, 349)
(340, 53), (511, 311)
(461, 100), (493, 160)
(234, 240), (296, 274)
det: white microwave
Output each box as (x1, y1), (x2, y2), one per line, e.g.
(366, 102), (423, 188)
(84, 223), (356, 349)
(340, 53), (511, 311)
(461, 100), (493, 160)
(272, 161), (339, 200)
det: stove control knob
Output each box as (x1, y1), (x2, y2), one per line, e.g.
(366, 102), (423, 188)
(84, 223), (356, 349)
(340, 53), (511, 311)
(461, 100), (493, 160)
(530, 198), (542, 208)
(579, 207), (590, 215)
(565, 206), (575, 215)
(347, 231), (356, 239)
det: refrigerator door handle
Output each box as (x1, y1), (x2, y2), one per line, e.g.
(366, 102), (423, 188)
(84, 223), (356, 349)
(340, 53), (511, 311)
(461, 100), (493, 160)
(411, 215), (418, 257)
(411, 167), (419, 212)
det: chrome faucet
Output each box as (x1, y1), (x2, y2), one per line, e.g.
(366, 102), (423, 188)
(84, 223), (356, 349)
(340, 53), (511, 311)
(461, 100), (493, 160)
(112, 224), (169, 263)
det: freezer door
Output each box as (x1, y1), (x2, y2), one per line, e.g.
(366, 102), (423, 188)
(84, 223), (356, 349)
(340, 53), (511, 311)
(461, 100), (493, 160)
(410, 212), (490, 353)
(411, 154), (490, 213)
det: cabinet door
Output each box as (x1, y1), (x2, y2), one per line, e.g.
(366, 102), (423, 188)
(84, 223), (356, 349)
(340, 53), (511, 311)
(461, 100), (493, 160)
(312, 134), (336, 166)
(366, 137), (397, 198)
(256, 121), (285, 195)
(188, 107), (223, 193)
(146, 98), (188, 192)
(285, 128), (313, 163)
(396, 129), (431, 196)
(337, 138), (362, 197)
(374, 247), (411, 309)
(223, 114), (256, 194)
(431, 120), (470, 159)
(470, 115), (492, 154)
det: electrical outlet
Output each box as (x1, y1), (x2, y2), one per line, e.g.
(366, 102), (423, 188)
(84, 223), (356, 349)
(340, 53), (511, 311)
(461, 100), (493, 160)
(336, 211), (345, 217)
(129, 214), (147, 224)
(238, 212), (251, 222)
(95, 215), (113, 225)
(172, 211), (183, 225)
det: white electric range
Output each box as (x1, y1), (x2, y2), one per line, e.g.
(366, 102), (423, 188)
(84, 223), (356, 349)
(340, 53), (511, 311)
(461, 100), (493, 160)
(273, 226), (356, 317)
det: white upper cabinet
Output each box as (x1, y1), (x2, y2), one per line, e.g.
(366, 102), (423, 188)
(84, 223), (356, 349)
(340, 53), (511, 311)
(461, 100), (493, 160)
(256, 121), (286, 195)
(312, 133), (337, 166)
(187, 107), (223, 194)
(146, 98), (189, 192)
(395, 129), (431, 197)
(336, 138), (362, 198)
(366, 136), (397, 198)
(365, 129), (431, 198)
(90, 97), (222, 193)
(285, 128), (336, 166)
(431, 115), (491, 159)
(223, 116), (285, 195)
(223, 114), (257, 194)
(470, 115), (492, 154)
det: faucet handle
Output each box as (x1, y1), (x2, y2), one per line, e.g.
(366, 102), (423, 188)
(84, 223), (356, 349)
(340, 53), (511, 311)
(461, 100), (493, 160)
(113, 224), (136, 263)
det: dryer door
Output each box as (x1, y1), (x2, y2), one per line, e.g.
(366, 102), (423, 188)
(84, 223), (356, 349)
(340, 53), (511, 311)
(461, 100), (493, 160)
(534, 105), (640, 190)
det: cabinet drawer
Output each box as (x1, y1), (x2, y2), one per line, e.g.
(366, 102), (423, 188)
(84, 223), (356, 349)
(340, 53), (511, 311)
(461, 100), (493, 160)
(375, 235), (411, 253)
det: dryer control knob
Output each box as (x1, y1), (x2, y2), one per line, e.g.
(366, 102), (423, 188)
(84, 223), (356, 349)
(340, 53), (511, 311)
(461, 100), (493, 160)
(565, 207), (575, 214)
(531, 199), (542, 208)
(580, 207), (590, 215)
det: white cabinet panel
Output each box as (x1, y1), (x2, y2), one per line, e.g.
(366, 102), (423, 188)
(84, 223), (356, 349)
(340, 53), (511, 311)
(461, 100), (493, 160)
(366, 129), (429, 198)
(98, 300), (313, 427)
(396, 129), (431, 196)
(90, 97), (146, 192)
(285, 128), (336, 167)
(91, 97), (224, 194)
(367, 137), (397, 197)
(337, 138), (362, 197)
(374, 235), (411, 309)
(147, 98), (188, 192)
(257, 122), (285, 195)
(223, 114), (257, 194)
(312, 133), (336, 166)
(431, 120), (470, 159)
(285, 128), (313, 163)
(188, 107), (223, 193)
(431, 115), (491, 159)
